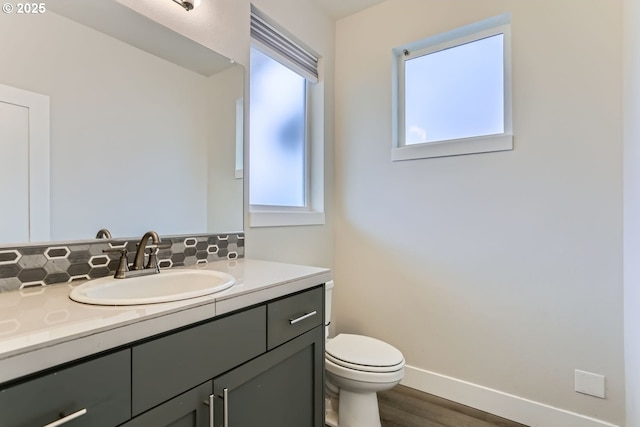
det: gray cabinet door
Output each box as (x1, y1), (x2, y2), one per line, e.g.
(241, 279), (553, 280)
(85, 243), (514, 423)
(121, 381), (212, 427)
(212, 325), (324, 427)
(0, 349), (131, 427)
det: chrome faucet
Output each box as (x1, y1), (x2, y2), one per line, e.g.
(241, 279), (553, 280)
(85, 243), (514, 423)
(132, 231), (161, 271)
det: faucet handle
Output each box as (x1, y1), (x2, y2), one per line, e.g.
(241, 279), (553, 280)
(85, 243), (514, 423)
(103, 248), (129, 279)
(158, 240), (172, 249)
(139, 241), (172, 250)
(145, 247), (160, 272)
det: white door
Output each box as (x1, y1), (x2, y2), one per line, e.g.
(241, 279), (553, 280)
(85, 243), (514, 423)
(0, 83), (50, 243)
(0, 100), (30, 242)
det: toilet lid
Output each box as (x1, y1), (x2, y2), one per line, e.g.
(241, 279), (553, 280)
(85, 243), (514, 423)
(325, 334), (404, 370)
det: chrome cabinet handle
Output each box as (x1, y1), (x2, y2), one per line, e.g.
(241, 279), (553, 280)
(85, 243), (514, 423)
(289, 310), (317, 325)
(43, 408), (87, 427)
(223, 388), (229, 427)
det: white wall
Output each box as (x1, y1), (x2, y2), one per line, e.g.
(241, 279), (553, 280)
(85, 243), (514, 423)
(334, 0), (624, 425)
(624, 0), (640, 425)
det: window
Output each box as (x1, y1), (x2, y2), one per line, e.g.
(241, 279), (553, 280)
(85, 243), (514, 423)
(249, 7), (324, 227)
(250, 47), (306, 207)
(392, 13), (512, 161)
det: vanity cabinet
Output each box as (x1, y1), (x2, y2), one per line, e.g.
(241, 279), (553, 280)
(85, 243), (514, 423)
(0, 349), (131, 427)
(212, 325), (324, 427)
(210, 285), (324, 427)
(0, 284), (325, 427)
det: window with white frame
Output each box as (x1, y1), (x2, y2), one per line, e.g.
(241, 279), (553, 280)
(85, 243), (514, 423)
(249, 7), (325, 227)
(392, 13), (512, 161)
(250, 46), (306, 207)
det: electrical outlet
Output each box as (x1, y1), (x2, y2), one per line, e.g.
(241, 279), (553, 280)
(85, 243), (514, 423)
(574, 369), (606, 398)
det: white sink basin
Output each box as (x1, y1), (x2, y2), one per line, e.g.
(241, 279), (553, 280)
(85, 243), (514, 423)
(69, 269), (236, 305)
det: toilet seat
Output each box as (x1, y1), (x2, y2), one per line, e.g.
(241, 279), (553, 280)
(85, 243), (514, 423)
(325, 334), (405, 373)
(325, 353), (405, 373)
(325, 357), (405, 385)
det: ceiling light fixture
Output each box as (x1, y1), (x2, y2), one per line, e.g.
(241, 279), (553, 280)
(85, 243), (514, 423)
(172, 0), (201, 11)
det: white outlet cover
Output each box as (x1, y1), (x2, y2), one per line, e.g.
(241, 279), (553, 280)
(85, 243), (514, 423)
(575, 369), (606, 399)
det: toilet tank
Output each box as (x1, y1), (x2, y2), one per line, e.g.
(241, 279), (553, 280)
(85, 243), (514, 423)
(325, 280), (334, 338)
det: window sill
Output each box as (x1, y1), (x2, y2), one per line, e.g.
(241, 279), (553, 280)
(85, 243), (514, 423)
(392, 133), (513, 161)
(249, 210), (325, 228)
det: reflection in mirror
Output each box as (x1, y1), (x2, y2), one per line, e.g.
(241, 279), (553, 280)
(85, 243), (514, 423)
(95, 229), (113, 239)
(0, 1), (244, 245)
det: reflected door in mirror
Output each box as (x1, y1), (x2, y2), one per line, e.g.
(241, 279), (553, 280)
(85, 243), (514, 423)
(0, 84), (50, 244)
(0, 100), (28, 242)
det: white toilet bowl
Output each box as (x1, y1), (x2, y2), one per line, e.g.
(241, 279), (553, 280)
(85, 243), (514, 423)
(324, 333), (405, 427)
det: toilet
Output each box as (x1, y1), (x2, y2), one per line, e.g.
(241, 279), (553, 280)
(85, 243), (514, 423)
(324, 281), (405, 427)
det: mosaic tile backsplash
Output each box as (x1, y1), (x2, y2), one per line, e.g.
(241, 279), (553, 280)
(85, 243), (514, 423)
(0, 233), (244, 292)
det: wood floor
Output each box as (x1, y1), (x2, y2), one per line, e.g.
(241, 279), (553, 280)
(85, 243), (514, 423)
(378, 385), (528, 427)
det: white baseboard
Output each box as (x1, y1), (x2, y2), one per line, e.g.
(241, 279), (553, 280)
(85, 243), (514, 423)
(401, 365), (620, 427)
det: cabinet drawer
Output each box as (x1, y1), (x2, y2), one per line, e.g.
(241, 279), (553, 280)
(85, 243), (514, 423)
(267, 285), (323, 350)
(132, 305), (266, 416)
(0, 349), (131, 427)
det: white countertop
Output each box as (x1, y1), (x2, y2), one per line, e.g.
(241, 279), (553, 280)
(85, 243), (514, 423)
(0, 259), (331, 384)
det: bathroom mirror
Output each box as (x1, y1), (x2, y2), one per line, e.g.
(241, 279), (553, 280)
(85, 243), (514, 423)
(0, 0), (244, 245)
